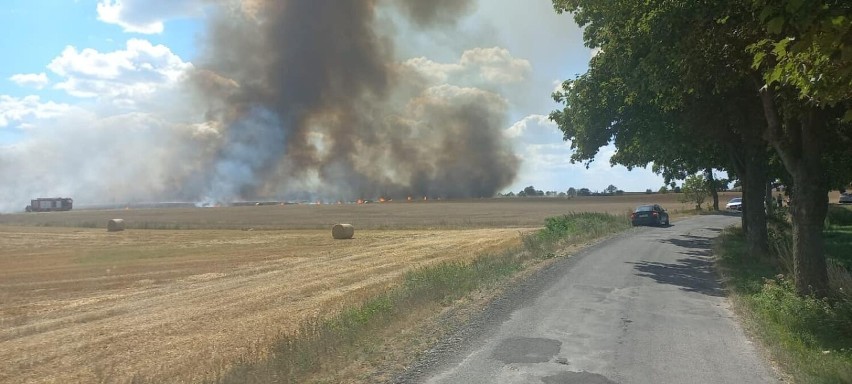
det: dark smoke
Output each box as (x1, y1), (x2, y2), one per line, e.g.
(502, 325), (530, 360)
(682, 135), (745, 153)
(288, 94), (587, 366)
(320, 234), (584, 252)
(392, 0), (477, 27)
(191, 0), (519, 202)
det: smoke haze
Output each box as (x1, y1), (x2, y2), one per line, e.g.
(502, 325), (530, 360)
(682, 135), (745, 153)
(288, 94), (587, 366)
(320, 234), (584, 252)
(0, 0), (523, 211)
(190, 0), (519, 202)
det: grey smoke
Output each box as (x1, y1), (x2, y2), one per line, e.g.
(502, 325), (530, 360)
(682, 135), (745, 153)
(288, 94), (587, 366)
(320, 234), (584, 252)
(192, 0), (519, 202)
(0, 0), (521, 212)
(392, 0), (477, 27)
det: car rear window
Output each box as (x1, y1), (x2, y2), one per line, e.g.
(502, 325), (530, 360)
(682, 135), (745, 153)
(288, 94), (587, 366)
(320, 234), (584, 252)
(636, 205), (654, 212)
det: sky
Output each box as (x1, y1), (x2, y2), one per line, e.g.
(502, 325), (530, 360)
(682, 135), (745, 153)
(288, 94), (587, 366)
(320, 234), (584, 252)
(0, 0), (667, 211)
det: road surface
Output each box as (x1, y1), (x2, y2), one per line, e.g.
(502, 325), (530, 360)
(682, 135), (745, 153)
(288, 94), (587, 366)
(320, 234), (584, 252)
(407, 215), (779, 384)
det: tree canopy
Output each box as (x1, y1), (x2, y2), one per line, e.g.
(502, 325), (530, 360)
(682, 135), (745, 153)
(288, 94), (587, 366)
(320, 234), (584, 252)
(551, 0), (852, 296)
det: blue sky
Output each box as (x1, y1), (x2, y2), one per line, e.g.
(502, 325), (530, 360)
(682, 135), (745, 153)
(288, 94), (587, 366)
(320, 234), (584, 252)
(0, 1), (198, 93)
(0, 0), (669, 210)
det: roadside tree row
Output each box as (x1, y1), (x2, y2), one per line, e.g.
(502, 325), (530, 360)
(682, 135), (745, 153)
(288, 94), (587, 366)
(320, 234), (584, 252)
(551, 0), (852, 296)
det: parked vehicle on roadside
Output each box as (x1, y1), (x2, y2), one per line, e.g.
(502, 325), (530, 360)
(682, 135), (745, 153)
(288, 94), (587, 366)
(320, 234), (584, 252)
(725, 197), (743, 211)
(840, 192), (852, 204)
(631, 204), (670, 227)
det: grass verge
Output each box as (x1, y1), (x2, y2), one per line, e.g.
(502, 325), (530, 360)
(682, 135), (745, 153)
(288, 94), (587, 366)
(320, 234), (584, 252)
(714, 205), (852, 384)
(203, 212), (631, 383)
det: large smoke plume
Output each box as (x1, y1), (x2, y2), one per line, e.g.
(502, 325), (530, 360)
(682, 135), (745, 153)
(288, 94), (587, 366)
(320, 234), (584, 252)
(190, 0), (519, 202)
(0, 0), (522, 211)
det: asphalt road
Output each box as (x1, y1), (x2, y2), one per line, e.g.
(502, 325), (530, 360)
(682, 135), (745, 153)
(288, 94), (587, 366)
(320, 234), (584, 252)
(411, 215), (779, 384)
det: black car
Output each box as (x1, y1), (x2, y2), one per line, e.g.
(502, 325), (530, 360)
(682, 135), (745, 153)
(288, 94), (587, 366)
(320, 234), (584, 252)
(631, 204), (670, 226)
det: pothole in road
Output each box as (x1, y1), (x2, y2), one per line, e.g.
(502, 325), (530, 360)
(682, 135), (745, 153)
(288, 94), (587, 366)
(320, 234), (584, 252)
(542, 371), (619, 384)
(491, 337), (562, 364)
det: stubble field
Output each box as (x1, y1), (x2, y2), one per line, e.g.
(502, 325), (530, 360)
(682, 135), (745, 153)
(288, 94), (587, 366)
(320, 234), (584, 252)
(0, 195), (733, 383)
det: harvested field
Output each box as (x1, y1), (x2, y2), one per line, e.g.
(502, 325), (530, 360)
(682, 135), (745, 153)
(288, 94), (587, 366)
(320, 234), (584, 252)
(0, 194), (738, 230)
(0, 196), (737, 383)
(0, 226), (527, 383)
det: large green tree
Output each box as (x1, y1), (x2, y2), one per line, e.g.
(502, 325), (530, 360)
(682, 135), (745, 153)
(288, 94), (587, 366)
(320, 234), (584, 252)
(551, 0), (772, 258)
(750, 0), (852, 295)
(552, 0), (851, 295)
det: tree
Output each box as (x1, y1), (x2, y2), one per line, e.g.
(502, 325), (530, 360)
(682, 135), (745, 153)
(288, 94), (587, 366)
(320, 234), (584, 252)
(523, 186), (537, 197)
(605, 184), (618, 195)
(551, 0), (771, 258)
(750, 0), (852, 117)
(567, 187), (577, 197)
(549, 0), (852, 292)
(658, 186), (669, 194)
(578, 188), (592, 196)
(681, 174), (710, 210)
(749, 0), (852, 295)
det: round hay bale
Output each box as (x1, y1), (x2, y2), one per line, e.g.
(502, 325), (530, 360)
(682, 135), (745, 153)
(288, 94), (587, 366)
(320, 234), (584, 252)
(332, 223), (355, 240)
(107, 219), (126, 232)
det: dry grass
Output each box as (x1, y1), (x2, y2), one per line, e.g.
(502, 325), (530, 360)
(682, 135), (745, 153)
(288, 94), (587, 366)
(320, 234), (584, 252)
(0, 226), (527, 383)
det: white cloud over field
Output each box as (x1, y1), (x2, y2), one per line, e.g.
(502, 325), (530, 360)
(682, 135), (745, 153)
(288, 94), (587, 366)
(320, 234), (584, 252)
(503, 114), (665, 193)
(9, 73), (50, 90)
(96, 0), (205, 34)
(0, 95), (72, 128)
(47, 39), (192, 106)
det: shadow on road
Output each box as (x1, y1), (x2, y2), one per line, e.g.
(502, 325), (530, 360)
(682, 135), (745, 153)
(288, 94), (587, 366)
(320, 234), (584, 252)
(661, 235), (713, 257)
(629, 233), (725, 297)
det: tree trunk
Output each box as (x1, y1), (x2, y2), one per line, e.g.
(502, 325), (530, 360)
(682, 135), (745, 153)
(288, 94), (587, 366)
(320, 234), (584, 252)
(706, 168), (719, 211)
(743, 147), (769, 258)
(765, 181), (775, 216)
(728, 146), (748, 234)
(790, 172), (829, 296)
(759, 90), (830, 296)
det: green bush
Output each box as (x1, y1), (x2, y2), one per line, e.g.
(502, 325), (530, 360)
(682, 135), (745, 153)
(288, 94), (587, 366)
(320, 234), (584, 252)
(716, 228), (852, 383)
(827, 205), (852, 227)
(542, 212), (630, 241)
(752, 277), (852, 350)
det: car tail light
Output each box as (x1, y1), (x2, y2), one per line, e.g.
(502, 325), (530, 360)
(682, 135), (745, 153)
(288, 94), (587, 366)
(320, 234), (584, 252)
(631, 213), (635, 219)
(652, 212), (658, 216)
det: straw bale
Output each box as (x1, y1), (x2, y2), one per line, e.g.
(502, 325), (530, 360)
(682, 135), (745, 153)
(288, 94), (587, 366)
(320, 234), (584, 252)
(332, 223), (355, 239)
(107, 219), (126, 232)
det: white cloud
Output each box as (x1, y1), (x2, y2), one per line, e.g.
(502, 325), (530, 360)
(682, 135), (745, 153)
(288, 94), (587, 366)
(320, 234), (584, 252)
(460, 47), (531, 84)
(503, 114), (665, 193)
(47, 39), (193, 105)
(404, 47), (531, 87)
(591, 47), (603, 58)
(504, 114), (555, 142)
(9, 73), (49, 89)
(96, 0), (204, 34)
(552, 79), (562, 94)
(0, 95), (73, 128)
